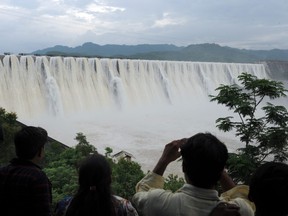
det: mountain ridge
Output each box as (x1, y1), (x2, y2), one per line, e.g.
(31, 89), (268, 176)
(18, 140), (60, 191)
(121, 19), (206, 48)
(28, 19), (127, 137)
(32, 42), (288, 63)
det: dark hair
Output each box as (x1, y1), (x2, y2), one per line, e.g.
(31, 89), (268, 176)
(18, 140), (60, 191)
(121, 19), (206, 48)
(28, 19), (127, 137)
(65, 153), (116, 216)
(181, 132), (228, 188)
(249, 162), (288, 216)
(14, 126), (48, 160)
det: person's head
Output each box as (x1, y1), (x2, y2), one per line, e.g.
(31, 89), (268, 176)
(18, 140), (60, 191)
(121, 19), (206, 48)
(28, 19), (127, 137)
(180, 132), (228, 188)
(14, 126), (48, 160)
(78, 153), (112, 190)
(65, 153), (114, 216)
(248, 162), (288, 216)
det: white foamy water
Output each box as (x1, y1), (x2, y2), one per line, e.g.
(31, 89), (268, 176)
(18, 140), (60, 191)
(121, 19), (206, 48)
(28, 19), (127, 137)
(0, 55), (271, 175)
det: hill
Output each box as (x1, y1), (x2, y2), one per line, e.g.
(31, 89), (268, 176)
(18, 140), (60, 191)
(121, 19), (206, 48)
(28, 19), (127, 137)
(32, 43), (288, 63)
(33, 42), (181, 58)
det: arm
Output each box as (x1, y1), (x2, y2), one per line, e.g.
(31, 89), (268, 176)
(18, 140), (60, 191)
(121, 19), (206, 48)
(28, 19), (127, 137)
(134, 139), (184, 193)
(153, 139), (185, 176)
(219, 169), (236, 192)
(132, 139), (185, 214)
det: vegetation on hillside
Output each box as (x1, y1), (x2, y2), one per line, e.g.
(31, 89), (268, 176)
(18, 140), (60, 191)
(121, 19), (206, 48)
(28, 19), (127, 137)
(0, 108), (19, 165)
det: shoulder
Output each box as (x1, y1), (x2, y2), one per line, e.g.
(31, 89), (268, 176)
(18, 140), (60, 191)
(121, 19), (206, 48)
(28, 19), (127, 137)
(54, 196), (73, 216)
(221, 185), (251, 200)
(113, 195), (139, 216)
(220, 185), (255, 215)
(113, 195), (132, 207)
(26, 165), (50, 183)
(0, 161), (49, 182)
(135, 172), (165, 193)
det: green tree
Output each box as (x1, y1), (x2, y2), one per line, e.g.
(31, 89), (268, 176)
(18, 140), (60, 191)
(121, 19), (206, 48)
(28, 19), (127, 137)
(44, 145), (78, 207)
(112, 158), (145, 200)
(45, 164), (77, 204)
(164, 174), (185, 192)
(74, 132), (97, 157)
(105, 147), (113, 157)
(210, 72), (288, 183)
(0, 108), (20, 165)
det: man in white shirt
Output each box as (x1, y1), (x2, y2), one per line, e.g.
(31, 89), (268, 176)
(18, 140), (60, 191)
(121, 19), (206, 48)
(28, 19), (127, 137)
(132, 132), (254, 216)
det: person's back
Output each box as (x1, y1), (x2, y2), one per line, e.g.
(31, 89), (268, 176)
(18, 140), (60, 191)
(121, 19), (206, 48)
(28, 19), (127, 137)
(248, 161), (288, 216)
(0, 126), (52, 216)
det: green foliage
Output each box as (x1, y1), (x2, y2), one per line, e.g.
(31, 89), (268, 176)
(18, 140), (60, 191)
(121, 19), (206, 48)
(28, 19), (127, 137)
(105, 147), (113, 157)
(210, 72), (288, 183)
(164, 174), (185, 192)
(44, 146), (78, 208)
(45, 165), (78, 204)
(74, 132), (97, 156)
(44, 142), (67, 165)
(0, 108), (20, 166)
(226, 153), (258, 184)
(111, 158), (145, 200)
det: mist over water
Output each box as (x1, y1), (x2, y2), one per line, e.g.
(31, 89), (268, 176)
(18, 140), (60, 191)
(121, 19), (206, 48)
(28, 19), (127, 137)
(0, 55), (270, 175)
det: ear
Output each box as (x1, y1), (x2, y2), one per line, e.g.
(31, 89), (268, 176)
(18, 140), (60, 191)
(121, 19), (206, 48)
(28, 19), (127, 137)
(38, 146), (44, 157)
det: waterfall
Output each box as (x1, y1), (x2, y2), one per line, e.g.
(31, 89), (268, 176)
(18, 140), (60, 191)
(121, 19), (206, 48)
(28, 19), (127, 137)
(1, 55), (269, 118)
(0, 55), (271, 174)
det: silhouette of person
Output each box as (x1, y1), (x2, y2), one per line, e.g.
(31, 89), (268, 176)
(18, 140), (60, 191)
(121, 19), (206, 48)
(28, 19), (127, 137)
(132, 132), (254, 216)
(63, 153), (139, 216)
(248, 161), (288, 216)
(0, 126), (52, 216)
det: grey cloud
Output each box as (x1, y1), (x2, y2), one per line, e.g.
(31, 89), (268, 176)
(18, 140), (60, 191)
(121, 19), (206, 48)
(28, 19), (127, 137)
(1, 0), (288, 53)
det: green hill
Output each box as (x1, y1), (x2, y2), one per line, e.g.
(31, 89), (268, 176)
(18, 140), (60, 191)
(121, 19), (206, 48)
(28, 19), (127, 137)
(32, 43), (288, 63)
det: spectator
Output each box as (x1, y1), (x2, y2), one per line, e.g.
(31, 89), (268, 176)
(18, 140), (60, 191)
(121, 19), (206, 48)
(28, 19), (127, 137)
(0, 126), (52, 216)
(63, 153), (139, 216)
(248, 161), (288, 216)
(132, 132), (255, 216)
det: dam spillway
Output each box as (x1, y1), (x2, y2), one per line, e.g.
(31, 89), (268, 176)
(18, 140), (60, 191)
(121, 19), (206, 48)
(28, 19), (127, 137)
(0, 55), (268, 118)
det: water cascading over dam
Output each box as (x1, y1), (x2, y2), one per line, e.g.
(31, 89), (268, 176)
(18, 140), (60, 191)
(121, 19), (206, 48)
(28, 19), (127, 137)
(0, 55), (271, 173)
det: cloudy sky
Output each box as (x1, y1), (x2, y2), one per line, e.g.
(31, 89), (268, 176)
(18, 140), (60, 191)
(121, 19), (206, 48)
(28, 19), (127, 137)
(1, 0), (288, 54)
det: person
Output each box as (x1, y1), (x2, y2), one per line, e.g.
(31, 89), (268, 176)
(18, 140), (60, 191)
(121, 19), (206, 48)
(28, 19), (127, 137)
(248, 161), (288, 216)
(63, 153), (139, 216)
(132, 132), (255, 216)
(0, 126), (52, 216)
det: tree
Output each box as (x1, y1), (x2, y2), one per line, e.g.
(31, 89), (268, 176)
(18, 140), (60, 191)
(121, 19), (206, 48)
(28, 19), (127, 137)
(164, 174), (185, 192)
(45, 164), (78, 203)
(210, 72), (288, 183)
(105, 147), (113, 157)
(0, 108), (20, 165)
(44, 144), (78, 207)
(112, 158), (144, 200)
(74, 132), (97, 156)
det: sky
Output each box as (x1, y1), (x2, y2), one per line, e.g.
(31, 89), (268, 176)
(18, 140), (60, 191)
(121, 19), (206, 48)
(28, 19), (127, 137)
(1, 0), (288, 54)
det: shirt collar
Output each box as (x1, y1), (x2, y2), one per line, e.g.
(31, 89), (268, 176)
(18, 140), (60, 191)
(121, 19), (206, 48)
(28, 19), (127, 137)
(178, 183), (220, 201)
